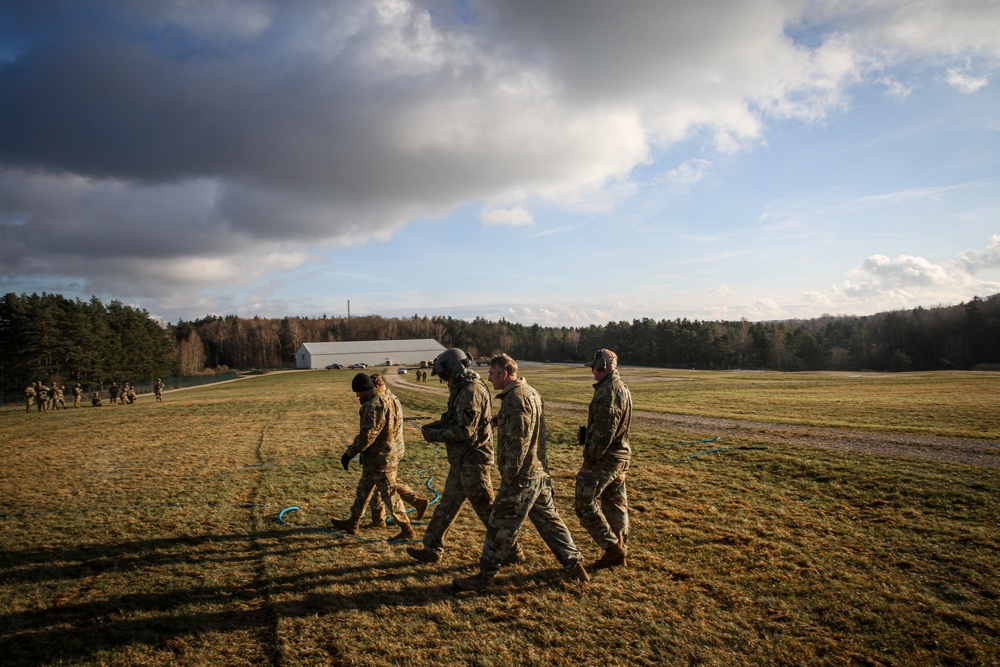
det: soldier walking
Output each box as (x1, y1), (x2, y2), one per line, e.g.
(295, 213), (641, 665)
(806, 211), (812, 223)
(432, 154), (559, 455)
(330, 373), (416, 542)
(155, 378), (164, 402)
(72, 383), (82, 408)
(575, 349), (632, 570)
(25, 383), (36, 413)
(406, 348), (524, 565)
(453, 354), (588, 591)
(53, 385), (67, 409)
(35, 382), (48, 412)
(363, 374), (429, 528)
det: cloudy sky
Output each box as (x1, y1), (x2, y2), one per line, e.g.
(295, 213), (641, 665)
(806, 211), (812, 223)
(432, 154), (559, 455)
(1, 0), (998, 326)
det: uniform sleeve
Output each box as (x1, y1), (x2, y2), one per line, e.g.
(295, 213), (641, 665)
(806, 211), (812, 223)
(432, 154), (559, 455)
(346, 400), (384, 459)
(584, 387), (622, 464)
(500, 392), (532, 482)
(439, 384), (486, 444)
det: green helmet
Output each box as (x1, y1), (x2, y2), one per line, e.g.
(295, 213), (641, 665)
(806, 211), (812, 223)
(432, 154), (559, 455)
(432, 348), (470, 379)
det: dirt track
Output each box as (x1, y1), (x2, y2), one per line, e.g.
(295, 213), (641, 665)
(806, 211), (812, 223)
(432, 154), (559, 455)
(388, 373), (1000, 468)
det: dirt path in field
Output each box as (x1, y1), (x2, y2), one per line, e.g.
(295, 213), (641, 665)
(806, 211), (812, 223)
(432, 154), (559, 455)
(388, 373), (1000, 468)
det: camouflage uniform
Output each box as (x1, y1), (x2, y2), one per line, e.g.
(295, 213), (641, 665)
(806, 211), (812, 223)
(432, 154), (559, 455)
(72, 384), (82, 408)
(478, 377), (582, 578)
(25, 384), (36, 413)
(418, 368), (506, 557)
(53, 385), (67, 409)
(342, 386), (411, 528)
(575, 368), (632, 551)
(35, 383), (48, 412)
(109, 383), (119, 404)
(155, 379), (164, 402)
(367, 478), (425, 525)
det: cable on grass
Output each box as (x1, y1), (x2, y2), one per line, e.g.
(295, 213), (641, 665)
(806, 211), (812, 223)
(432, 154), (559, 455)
(276, 466), (441, 544)
(275, 508), (422, 544)
(383, 468), (441, 526)
(642, 435), (769, 462)
(681, 446), (770, 461)
(653, 436), (722, 449)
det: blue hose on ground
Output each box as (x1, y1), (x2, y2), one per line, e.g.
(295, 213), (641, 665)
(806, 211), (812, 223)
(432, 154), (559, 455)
(683, 445), (770, 461)
(277, 465), (441, 544)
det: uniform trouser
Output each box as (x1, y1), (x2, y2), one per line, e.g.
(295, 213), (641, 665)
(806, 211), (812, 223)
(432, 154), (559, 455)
(348, 468), (410, 526)
(26, 398), (33, 413)
(575, 460), (629, 550)
(421, 459), (498, 556)
(368, 479), (422, 523)
(480, 475), (581, 578)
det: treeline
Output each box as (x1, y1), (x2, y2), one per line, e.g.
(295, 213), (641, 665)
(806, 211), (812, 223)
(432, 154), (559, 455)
(173, 293), (1000, 374)
(1, 293), (178, 394)
(4, 291), (999, 396)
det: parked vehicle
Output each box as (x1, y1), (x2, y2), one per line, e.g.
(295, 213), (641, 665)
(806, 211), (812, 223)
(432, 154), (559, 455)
(348, 363), (367, 369)
(325, 363), (343, 370)
(397, 367), (408, 374)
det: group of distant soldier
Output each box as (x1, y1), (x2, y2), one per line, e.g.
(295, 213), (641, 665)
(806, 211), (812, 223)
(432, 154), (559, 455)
(107, 381), (139, 405)
(24, 378), (165, 412)
(413, 369), (429, 382)
(24, 381), (74, 412)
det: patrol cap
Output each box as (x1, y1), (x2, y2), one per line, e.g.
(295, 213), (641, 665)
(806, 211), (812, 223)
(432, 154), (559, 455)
(351, 372), (375, 392)
(585, 348), (618, 370)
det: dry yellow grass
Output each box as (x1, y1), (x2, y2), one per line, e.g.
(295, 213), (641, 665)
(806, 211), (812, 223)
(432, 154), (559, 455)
(1, 368), (998, 666)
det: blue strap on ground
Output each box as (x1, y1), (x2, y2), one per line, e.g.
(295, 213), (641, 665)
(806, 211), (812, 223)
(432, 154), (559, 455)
(683, 445), (770, 461)
(277, 465), (440, 544)
(655, 436), (722, 449)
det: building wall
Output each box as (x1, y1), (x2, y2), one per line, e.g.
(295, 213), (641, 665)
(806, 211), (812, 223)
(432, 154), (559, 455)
(296, 342), (444, 369)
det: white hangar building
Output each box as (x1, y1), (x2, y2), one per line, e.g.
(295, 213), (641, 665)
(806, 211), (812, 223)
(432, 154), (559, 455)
(295, 339), (447, 369)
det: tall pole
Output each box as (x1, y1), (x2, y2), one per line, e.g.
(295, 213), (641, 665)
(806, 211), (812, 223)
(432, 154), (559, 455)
(347, 300), (351, 319)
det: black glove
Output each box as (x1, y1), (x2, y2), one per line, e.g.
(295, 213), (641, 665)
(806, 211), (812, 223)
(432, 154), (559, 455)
(422, 427), (442, 443)
(341, 452), (352, 470)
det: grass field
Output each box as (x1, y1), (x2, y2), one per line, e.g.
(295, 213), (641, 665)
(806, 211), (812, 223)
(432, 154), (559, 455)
(1, 367), (998, 666)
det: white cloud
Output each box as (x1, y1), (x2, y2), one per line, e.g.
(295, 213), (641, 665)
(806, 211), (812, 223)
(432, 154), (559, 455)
(836, 237), (1000, 310)
(956, 234), (1000, 273)
(946, 67), (989, 93)
(877, 75), (913, 100)
(480, 206), (534, 226)
(664, 159), (713, 189)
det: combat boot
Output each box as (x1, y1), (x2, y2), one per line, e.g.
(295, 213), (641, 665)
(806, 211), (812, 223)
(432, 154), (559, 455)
(619, 532), (628, 566)
(330, 516), (361, 535)
(564, 561), (590, 583)
(389, 523), (416, 542)
(413, 497), (429, 520)
(502, 546), (527, 566)
(406, 546), (441, 563)
(365, 518), (386, 529)
(591, 542), (626, 570)
(453, 572), (495, 592)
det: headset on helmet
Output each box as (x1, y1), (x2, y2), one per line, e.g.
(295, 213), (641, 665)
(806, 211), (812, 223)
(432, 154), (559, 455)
(432, 348), (471, 379)
(587, 349), (617, 372)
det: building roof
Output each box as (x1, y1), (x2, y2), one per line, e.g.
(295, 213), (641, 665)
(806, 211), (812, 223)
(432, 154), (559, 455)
(300, 339), (445, 355)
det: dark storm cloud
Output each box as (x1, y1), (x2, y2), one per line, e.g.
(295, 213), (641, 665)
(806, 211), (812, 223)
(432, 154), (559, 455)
(1, 0), (997, 316)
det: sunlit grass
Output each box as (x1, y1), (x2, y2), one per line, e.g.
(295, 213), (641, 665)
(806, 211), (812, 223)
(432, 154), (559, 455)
(1, 369), (997, 666)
